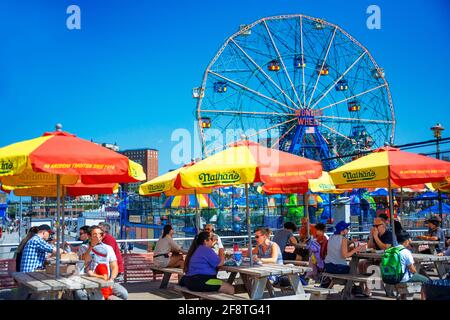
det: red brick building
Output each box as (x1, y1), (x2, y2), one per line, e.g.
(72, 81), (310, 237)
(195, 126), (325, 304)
(121, 148), (158, 192)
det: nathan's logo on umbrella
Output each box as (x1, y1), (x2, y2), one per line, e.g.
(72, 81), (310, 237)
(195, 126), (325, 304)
(146, 183), (166, 192)
(198, 171), (240, 186)
(0, 160), (13, 174)
(342, 170), (376, 182)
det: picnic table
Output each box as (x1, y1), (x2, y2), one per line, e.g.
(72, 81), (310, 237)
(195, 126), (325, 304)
(409, 241), (441, 254)
(354, 251), (450, 279)
(220, 262), (311, 300)
(12, 271), (114, 300)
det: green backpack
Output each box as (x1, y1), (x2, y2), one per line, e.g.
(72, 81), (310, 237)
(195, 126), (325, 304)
(380, 246), (405, 285)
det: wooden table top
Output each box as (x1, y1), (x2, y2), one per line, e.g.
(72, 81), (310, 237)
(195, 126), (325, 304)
(220, 263), (310, 278)
(354, 252), (450, 262)
(12, 271), (114, 293)
(410, 240), (440, 246)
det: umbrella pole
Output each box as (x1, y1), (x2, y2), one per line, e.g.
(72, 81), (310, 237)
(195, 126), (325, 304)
(56, 175), (61, 279)
(304, 194), (310, 239)
(194, 190), (200, 234)
(388, 177), (397, 246)
(246, 184), (253, 267)
(61, 188), (65, 249)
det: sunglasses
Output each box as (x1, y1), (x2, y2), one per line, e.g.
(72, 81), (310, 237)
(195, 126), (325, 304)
(373, 224), (383, 227)
(204, 228), (212, 231)
(255, 235), (262, 239)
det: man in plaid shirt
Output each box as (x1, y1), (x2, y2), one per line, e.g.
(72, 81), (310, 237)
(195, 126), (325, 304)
(20, 224), (63, 272)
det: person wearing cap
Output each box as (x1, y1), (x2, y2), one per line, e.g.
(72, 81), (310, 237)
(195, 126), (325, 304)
(324, 221), (366, 275)
(20, 224), (64, 272)
(417, 216), (446, 253)
(395, 230), (430, 286)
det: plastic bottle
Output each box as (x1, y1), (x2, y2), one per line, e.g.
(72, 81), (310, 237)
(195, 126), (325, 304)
(233, 243), (239, 252)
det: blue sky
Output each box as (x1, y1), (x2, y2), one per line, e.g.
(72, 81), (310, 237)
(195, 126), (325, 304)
(0, 0), (449, 179)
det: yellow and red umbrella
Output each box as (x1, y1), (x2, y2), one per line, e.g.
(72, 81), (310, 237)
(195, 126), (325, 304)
(139, 163), (211, 197)
(330, 146), (450, 242)
(0, 127), (146, 277)
(330, 147), (450, 189)
(0, 130), (145, 185)
(173, 140), (322, 265)
(174, 140), (322, 189)
(164, 194), (218, 209)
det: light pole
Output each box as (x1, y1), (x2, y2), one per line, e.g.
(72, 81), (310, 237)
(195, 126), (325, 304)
(431, 123), (444, 225)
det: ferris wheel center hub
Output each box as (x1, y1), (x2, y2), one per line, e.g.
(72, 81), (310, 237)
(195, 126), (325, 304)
(295, 109), (322, 126)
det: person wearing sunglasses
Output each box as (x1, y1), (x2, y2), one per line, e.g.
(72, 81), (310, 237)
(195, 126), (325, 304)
(356, 217), (394, 297)
(368, 218), (393, 251)
(181, 231), (235, 294)
(250, 228), (283, 265)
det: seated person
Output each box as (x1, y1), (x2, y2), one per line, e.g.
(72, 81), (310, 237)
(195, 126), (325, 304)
(323, 221), (366, 276)
(272, 222), (298, 261)
(356, 217), (393, 296)
(306, 223), (328, 281)
(417, 217), (446, 253)
(250, 227), (283, 265)
(315, 223), (329, 261)
(379, 213), (404, 239)
(203, 224), (224, 259)
(86, 244), (113, 300)
(153, 224), (187, 268)
(368, 218), (393, 250)
(297, 218), (317, 261)
(181, 231), (234, 294)
(396, 230), (430, 293)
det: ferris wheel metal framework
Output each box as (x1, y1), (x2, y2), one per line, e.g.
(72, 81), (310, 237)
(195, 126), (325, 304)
(194, 14), (395, 170)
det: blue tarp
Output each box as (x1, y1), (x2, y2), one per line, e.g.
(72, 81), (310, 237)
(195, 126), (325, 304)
(412, 191), (448, 201)
(417, 203), (450, 216)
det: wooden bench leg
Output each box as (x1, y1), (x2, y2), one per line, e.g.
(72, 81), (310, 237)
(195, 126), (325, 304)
(160, 272), (172, 289)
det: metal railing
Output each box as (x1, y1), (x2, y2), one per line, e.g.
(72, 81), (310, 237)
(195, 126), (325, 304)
(1, 228), (441, 256)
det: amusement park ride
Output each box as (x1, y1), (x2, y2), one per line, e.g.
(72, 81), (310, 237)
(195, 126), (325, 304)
(193, 15), (395, 170)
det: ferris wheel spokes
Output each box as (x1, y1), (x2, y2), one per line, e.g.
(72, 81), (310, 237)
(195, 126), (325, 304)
(310, 51), (368, 110)
(208, 70), (296, 112)
(306, 27), (337, 109)
(300, 16), (307, 108)
(318, 115), (394, 124)
(319, 84), (387, 112)
(262, 20), (302, 108)
(320, 122), (355, 142)
(229, 38), (300, 109)
(271, 122), (297, 148)
(200, 109), (295, 118)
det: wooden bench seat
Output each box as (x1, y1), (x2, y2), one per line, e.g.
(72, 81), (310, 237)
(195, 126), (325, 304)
(303, 285), (338, 300)
(172, 284), (248, 300)
(321, 272), (382, 299)
(283, 260), (310, 267)
(150, 266), (184, 289)
(395, 282), (422, 300)
(322, 272), (381, 283)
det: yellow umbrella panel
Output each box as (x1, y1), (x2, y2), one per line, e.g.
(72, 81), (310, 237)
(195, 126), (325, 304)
(139, 166), (212, 197)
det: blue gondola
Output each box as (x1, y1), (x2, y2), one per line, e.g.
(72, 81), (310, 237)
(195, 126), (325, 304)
(294, 55), (306, 69)
(335, 79), (348, 91)
(213, 81), (227, 93)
